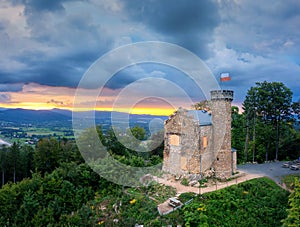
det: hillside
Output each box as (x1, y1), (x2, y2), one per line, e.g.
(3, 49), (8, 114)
(0, 108), (69, 122)
(0, 108), (167, 124)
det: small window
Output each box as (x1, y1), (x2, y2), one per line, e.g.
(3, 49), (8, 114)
(169, 134), (180, 146)
(202, 136), (208, 148)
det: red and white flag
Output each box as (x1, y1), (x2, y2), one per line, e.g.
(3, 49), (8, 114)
(220, 72), (231, 82)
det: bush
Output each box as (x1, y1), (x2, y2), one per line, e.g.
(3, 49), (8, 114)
(181, 178), (189, 186)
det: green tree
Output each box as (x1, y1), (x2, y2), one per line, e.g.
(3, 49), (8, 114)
(8, 142), (21, 183)
(34, 138), (60, 175)
(58, 138), (84, 164)
(243, 86), (259, 162)
(19, 144), (34, 179)
(282, 178), (300, 226)
(231, 106), (245, 162)
(243, 81), (294, 161)
(149, 130), (164, 157)
(0, 145), (8, 186)
(130, 125), (146, 141)
(105, 127), (125, 156)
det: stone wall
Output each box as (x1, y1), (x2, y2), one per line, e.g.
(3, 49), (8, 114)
(163, 108), (213, 176)
(163, 108), (201, 175)
(162, 90), (236, 179)
(210, 90), (234, 179)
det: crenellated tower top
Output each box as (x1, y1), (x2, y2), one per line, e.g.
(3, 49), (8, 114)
(210, 90), (234, 102)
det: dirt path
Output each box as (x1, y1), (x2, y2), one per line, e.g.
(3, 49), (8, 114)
(154, 171), (262, 195)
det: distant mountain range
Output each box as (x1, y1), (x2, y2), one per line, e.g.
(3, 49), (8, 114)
(0, 108), (168, 124)
(0, 108), (70, 122)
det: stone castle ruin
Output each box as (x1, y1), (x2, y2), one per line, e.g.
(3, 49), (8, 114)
(162, 90), (236, 179)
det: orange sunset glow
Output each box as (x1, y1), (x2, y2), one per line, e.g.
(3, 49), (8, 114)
(0, 83), (179, 116)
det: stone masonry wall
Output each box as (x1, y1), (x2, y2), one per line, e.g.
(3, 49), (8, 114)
(162, 90), (235, 179)
(163, 108), (213, 176)
(210, 90), (234, 179)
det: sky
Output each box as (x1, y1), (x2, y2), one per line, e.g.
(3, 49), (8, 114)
(0, 0), (300, 115)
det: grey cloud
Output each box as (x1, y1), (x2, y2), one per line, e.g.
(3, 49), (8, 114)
(47, 99), (64, 105)
(19, 0), (69, 12)
(0, 22), (5, 31)
(0, 3), (113, 88)
(0, 94), (11, 103)
(217, 0), (300, 56)
(2, 0), (299, 104)
(123, 0), (219, 34)
(105, 63), (205, 99)
(122, 0), (220, 58)
(0, 83), (23, 92)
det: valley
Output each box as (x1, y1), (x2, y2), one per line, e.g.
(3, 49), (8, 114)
(0, 108), (167, 145)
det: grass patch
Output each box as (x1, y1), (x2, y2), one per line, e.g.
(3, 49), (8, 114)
(181, 177), (290, 227)
(179, 192), (196, 203)
(181, 178), (189, 186)
(126, 184), (176, 204)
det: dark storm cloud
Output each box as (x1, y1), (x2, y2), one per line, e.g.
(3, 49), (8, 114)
(2, 0), (220, 91)
(2, 0), (299, 103)
(0, 51), (97, 88)
(0, 1), (113, 89)
(11, 0), (73, 12)
(123, 0), (219, 34)
(122, 0), (220, 58)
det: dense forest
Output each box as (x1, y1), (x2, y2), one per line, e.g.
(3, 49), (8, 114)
(231, 81), (300, 163)
(0, 81), (300, 226)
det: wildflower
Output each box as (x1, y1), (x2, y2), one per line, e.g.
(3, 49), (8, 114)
(197, 205), (206, 212)
(97, 220), (104, 225)
(130, 199), (137, 204)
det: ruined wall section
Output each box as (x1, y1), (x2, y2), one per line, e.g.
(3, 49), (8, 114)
(198, 125), (214, 176)
(163, 108), (214, 176)
(163, 108), (200, 175)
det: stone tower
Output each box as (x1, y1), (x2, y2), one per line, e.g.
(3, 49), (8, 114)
(210, 90), (234, 179)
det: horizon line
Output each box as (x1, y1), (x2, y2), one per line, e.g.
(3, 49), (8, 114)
(0, 106), (174, 116)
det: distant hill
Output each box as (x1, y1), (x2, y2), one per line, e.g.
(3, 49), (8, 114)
(0, 108), (168, 125)
(0, 108), (69, 122)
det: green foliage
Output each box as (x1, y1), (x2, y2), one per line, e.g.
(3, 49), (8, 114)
(183, 202), (208, 227)
(172, 178), (289, 227)
(1, 143), (35, 186)
(282, 178), (300, 227)
(242, 81), (299, 162)
(130, 125), (146, 140)
(33, 137), (60, 175)
(181, 178), (189, 186)
(0, 162), (99, 226)
(149, 130), (164, 157)
(231, 106), (246, 163)
(282, 174), (300, 190)
(179, 192), (196, 203)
